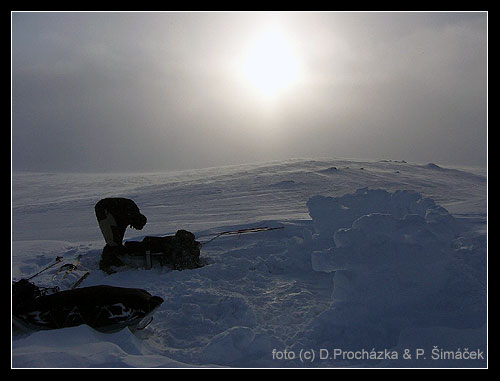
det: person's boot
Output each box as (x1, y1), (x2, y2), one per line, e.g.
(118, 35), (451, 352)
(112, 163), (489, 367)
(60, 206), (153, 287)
(99, 245), (125, 274)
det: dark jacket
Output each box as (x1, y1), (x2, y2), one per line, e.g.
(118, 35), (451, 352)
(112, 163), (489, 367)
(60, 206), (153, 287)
(95, 198), (147, 246)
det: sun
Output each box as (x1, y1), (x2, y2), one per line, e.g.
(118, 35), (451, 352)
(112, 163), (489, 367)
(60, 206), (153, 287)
(240, 26), (300, 100)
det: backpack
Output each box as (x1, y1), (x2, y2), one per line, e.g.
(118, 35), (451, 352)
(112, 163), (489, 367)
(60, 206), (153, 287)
(124, 229), (202, 270)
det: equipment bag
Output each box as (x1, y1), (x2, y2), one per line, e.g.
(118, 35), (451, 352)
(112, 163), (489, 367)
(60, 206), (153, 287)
(124, 229), (202, 270)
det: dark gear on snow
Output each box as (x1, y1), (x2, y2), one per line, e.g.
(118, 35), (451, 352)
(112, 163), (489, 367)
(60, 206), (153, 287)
(12, 279), (163, 333)
(124, 229), (202, 271)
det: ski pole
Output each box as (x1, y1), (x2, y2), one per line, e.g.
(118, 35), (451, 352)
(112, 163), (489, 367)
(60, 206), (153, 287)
(27, 256), (63, 280)
(198, 226), (284, 246)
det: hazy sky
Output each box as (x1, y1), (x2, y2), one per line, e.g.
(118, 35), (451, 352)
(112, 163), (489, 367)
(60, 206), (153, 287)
(12, 12), (487, 172)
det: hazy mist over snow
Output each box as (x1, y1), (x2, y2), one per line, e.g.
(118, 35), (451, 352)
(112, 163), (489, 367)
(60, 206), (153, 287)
(12, 12), (487, 173)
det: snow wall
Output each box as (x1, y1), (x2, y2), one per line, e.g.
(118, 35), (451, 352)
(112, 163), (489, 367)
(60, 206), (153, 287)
(302, 188), (486, 360)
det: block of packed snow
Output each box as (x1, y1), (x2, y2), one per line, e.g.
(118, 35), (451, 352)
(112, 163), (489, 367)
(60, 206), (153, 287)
(306, 188), (446, 238)
(305, 188), (485, 354)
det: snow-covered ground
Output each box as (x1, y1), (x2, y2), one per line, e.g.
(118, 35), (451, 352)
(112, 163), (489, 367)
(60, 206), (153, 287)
(11, 158), (487, 368)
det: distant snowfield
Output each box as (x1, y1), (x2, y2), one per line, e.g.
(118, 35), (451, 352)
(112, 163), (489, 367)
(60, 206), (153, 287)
(12, 158), (487, 368)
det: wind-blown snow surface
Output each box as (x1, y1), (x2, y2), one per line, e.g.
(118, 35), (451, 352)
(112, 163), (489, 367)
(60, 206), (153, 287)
(12, 158), (487, 368)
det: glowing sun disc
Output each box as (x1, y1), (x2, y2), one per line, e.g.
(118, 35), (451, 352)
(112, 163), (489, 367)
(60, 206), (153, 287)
(241, 27), (300, 98)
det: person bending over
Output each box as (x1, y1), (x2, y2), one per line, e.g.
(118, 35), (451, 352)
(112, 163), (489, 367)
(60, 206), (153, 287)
(95, 198), (147, 273)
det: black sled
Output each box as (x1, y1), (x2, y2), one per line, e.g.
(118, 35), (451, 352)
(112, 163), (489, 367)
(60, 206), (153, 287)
(12, 279), (163, 333)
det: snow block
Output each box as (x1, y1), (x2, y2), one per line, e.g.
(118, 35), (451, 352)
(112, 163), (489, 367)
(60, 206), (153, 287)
(305, 188), (485, 352)
(307, 188), (441, 238)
